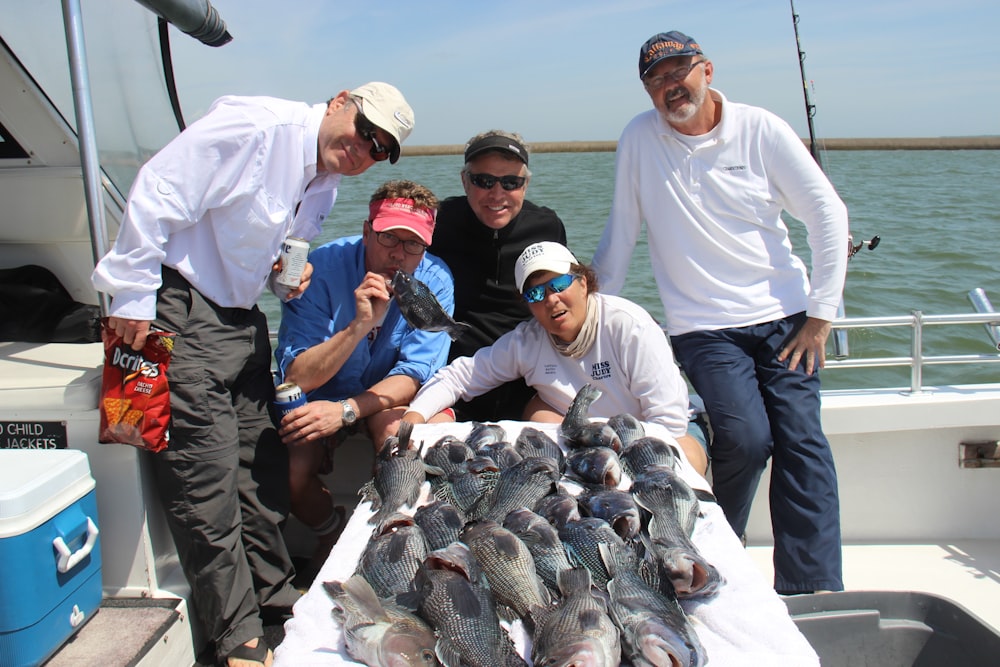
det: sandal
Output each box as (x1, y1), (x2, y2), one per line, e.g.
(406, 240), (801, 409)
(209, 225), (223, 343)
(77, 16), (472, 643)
(226, 637), (273, 667)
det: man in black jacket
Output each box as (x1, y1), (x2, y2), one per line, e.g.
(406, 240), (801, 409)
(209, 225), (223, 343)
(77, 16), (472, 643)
(429, 130), (566, 421)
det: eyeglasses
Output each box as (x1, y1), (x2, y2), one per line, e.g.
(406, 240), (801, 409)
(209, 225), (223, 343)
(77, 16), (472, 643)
(643, 60), (706, 91)
(467, 172), (527, 191)
(523, 273), (578, 304)
(368, 221), (428, 255)
(351, 99), (391, 162)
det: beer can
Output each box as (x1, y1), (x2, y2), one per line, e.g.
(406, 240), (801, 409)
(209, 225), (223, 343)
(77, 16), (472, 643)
(275, 237), (310, 287)
(274, 381), (306, 419)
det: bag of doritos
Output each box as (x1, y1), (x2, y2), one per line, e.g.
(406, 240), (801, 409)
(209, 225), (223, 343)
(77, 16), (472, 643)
(98, 318), (175, 453)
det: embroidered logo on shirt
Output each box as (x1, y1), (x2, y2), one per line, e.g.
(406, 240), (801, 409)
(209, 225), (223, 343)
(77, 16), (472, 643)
(544, 364), (558, 375)
(591, 360), (612, 381)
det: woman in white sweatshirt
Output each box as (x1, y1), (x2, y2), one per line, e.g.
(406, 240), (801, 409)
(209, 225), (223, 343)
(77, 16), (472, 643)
(404, 241), (706, 473)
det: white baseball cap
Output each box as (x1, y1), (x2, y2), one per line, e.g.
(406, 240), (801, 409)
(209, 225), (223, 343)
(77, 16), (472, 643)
(350, 82), (415, 163)
(515, 241), (579, 292)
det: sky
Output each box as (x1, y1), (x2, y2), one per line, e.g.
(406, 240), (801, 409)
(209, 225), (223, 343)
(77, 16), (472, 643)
(166, 0), (997, 146)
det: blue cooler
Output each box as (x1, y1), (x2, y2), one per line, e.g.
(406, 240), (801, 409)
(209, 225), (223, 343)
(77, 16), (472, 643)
(0, 450), (102, 667)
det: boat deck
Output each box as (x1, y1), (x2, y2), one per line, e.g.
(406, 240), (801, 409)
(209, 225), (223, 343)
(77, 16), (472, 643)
(747, 540), (1000, 632)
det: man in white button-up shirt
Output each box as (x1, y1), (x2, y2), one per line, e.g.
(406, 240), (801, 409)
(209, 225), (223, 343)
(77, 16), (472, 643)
(92, 82), (413, 667)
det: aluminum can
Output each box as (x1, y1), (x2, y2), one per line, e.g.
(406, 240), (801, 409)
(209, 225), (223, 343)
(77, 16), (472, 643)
(275, 237), (310, 287)
(274, 381), (306, 419)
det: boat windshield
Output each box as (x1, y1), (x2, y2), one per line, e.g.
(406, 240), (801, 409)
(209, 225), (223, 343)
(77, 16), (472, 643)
(0, 1), (182, 195)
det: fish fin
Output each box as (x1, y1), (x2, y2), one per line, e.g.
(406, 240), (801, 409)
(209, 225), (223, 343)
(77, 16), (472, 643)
(341, 574), (391, 622)
(394, 589), (421, 612)
(423, 462), (447, 477)
(694, 488), (718, 504)
(395, 420), (413, 450)
(434, 637), (463, 667)
(556, 566), (593, 596)
(321, 579), (345, 600)
(495, 600), (519, 624)
(358, 479), (379, 505)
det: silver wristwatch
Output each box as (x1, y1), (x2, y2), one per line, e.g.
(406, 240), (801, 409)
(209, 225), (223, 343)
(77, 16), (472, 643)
(340, 399), (358, 426)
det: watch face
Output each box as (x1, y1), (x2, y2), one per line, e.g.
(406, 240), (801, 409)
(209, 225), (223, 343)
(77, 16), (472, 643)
(342, 401), (356, 424)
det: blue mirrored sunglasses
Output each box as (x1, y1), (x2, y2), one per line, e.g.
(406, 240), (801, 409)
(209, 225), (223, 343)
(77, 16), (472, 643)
(523, 273), (578, 303)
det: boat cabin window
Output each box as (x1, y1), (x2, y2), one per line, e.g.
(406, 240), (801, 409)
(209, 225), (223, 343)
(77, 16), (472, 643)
(0, 121), (28, 159)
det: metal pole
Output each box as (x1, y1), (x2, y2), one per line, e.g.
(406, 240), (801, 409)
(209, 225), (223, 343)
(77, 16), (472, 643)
(967, 288), (1000, 352)
(61, 0), (111, 315)
(909, 310), (924, 394)
(832, 300), (849, 359)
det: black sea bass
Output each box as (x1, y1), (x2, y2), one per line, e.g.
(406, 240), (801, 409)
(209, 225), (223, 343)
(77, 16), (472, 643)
(391, 269), (471, 341)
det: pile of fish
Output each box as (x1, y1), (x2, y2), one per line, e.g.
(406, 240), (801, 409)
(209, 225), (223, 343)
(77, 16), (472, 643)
(327, 384), (723, 667)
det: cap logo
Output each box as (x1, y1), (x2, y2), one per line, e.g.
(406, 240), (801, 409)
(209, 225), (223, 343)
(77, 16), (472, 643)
(644, 39), (699, 64)
(394, 111), (412, 129)
(520, 244), (545, 262)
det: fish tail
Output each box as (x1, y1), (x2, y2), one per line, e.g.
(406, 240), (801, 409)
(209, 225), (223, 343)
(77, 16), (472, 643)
(446, 320), (473, 341)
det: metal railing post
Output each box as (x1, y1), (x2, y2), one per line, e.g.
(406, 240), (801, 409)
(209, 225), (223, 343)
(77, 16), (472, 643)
(909, 310), (924, 394)
(61, 0), (111, 315)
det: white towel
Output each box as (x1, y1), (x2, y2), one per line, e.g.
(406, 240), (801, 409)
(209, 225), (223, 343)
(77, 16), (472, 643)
(274, 421), (819, 667)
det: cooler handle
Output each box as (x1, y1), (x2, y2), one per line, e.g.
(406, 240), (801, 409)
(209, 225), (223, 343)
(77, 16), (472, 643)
(53, 517), (99, 574)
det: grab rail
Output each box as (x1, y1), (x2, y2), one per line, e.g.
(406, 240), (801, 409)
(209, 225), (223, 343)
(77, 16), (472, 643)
(268, 310), (1000, 397)
(824, 310), (1000, 394)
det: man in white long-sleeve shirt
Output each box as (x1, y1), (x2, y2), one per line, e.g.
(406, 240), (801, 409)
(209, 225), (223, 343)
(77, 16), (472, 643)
(592, 31), (848, 595)
(92, 83), (414, 667)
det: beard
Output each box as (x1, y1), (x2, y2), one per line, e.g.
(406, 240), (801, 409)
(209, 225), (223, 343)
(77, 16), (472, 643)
(662, 82), (707, 125)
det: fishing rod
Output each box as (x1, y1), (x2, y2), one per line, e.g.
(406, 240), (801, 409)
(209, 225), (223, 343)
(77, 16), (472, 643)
(790, 0), (878, 359)
(791, 0), (881, 263)
(790, 0), (822, 170)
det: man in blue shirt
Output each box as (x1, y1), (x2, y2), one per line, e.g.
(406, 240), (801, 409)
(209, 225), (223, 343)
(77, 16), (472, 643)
(274, 179), (454, 574)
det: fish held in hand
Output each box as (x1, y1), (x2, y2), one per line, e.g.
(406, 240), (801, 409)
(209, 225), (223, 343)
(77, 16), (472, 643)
(391, 269), (471, 341)
(324, 574), (440, 667)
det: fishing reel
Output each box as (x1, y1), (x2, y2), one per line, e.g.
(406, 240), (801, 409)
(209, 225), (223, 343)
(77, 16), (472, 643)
(847, 233), (880, 260)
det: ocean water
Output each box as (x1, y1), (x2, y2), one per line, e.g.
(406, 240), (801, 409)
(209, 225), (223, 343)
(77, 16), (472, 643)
(259, 150), (1000, 390)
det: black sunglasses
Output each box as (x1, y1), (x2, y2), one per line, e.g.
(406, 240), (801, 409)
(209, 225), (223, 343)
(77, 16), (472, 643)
(351, 99), (391, 162)
(467, 172), (527, 191)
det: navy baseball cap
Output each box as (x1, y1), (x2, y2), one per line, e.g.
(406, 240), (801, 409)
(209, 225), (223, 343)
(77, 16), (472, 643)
(639, 31), (703, 79)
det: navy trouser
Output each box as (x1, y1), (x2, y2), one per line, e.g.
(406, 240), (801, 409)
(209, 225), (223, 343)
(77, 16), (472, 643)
(671, 312), (844, 593)
(151, 268), (298, 660)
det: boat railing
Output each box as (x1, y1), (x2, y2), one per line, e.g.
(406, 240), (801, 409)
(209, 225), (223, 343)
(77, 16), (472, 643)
(824, 310), (1000, 394)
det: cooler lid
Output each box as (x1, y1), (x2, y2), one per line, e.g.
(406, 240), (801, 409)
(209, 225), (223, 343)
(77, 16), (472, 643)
(0, 449), (94, 520)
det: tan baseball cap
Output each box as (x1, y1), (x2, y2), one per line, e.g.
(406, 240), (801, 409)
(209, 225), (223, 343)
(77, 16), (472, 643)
(350, 82), (415, 163)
